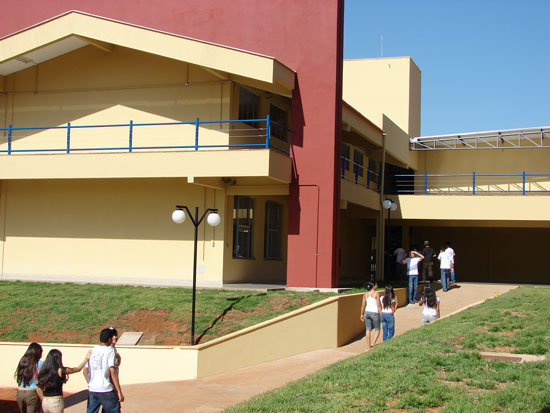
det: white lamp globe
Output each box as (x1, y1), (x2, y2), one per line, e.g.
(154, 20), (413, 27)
(207, 212), (221, 227)
(390, 202), (398, 212)
(382, 199), (392, 210)
(172, 209), (186, 224)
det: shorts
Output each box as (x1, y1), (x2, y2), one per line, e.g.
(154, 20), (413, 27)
(364, 311), (381, 331)
(422, 314), (437, 325)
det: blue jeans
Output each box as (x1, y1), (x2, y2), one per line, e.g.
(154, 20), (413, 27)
(381, 313), (395, 341)
(87, 391), (120, 413)
(441, 269), (450, 291)
(450, 270), (456, 283)
(408, 275), (418, 302)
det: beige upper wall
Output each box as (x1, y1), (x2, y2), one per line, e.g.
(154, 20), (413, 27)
(0, 11), (295, 96)
(343, 57), (421, 169)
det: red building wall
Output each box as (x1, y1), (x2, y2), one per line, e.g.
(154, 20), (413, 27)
(0, 0), (344, 287)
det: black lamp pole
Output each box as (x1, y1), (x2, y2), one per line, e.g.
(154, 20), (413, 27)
(174, 205), (218, 345)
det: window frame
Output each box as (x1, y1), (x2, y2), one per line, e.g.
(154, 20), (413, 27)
(238, 87), (260, 128)
(233, 196), (254, 259)
(353, 148), (364, 177)
(269, 103), (287, 142)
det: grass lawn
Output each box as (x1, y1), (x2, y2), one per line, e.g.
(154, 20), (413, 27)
(0, 281), (334, 345)
(228, 286), (550, 412)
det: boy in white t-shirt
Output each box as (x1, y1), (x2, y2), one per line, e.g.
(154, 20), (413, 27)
(84, 328), (124, 413)
(438, 245), (452, 292)
(401, 249), (424, 304)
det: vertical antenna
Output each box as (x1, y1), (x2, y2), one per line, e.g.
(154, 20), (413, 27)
(381, 34), (383, 57)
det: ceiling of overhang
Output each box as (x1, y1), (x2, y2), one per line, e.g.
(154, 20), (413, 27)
(0, 36), (89, 76)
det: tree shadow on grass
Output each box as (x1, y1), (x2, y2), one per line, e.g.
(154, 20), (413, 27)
(539, 408), (550, 413)
(195, 293), (267, 344)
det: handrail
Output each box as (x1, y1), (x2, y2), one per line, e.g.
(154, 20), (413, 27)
(341, 156), (380, 191)
(392, 172), (550, 195)
(0, 118), (292, 155)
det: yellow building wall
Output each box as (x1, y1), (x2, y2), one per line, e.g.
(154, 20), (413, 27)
(1, 45), (233, 153)
(223, 194), (288, 283)
(414, 148), (550, 193)
(0, 179), (226, 284)
(343, 57), (421, 168)
(339, 212), (375, 282)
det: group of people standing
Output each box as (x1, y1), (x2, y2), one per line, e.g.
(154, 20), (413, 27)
(14, 327), (123, 413)
(395, 240), (456, 304)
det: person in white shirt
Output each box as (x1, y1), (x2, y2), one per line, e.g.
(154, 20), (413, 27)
(419, 285), (440, 324)
(445, 241), (456, 284)
(83, 328), (124, 413)
(401, 249), (424, 304)
(360, 282), (382, 349)
(438, 245), (452, 292)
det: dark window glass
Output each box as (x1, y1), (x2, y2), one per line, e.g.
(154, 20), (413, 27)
(353, 149), (364, 177)
(239, 87), (259, 127)
(269, 104), (287, 141)
(233, 196), (254, 258)
(342, 143), (350, 171)
(264, 201), (282, 259)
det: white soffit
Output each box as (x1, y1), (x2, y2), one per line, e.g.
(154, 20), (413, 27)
(0, 36), (88, 76)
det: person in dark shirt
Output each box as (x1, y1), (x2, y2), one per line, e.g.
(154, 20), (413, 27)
(421, 240), (436, 282)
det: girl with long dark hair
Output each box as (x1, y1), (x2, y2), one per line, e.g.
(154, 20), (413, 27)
(360, 281), (381, 348)
(419, 284), (440, 325)
(15, 342), (43, 413)
(37, 349), (90, 413)
(380, 285), (398, 341)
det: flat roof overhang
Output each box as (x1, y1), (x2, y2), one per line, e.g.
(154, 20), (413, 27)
(342, 100), (384, 148)
(0, 11), (295, 97)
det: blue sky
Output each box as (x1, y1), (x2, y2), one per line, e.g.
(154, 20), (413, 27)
(344, 0), (550, 137)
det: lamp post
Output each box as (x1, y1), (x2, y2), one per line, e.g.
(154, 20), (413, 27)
(382, 199), (398, 281)
(172, 205), (221, 345)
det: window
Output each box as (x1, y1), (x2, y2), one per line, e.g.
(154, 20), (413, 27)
(342, 143), (350, 171)
(239, 87), (259, 127)
(353, 149), (364, 177)
(264, 201), (282, 259)
(368, 158), (378, 184)
(269, 104), (287, 141)
(233, 196), (254, 258)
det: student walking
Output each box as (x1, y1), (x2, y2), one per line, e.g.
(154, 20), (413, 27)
(438, 245), (452, 292)
(401, 249), (424, 303)
(380, 285), (398, 341)
(419, 285), (440, 324)
(84, 328), (124, 413)
(445, 241), (456, 284)
(360, 282), (382, 349)
(15, 342), (43, 413)
(37, 349), (91, 413)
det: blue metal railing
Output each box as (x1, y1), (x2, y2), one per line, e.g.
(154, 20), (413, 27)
(393, 172), (550, 195)
(0, 117), (291, 155)
(341, 156), (380, 192)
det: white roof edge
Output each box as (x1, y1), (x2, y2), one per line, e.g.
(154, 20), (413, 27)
(412, 126), (550, 141)
(0, 9), (296, 74)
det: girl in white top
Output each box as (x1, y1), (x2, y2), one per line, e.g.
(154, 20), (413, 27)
(419, 285), (440, 325)
(379, 285), (398, 341)
(360, 282), (381, 349)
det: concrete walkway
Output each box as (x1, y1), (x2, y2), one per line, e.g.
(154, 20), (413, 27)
(0, 283), (517, 413)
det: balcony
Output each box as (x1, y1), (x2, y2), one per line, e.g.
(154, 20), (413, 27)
(340, 156), (380, 210)
(0, 118), (292, 184)
(393, 172), (550, 195)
